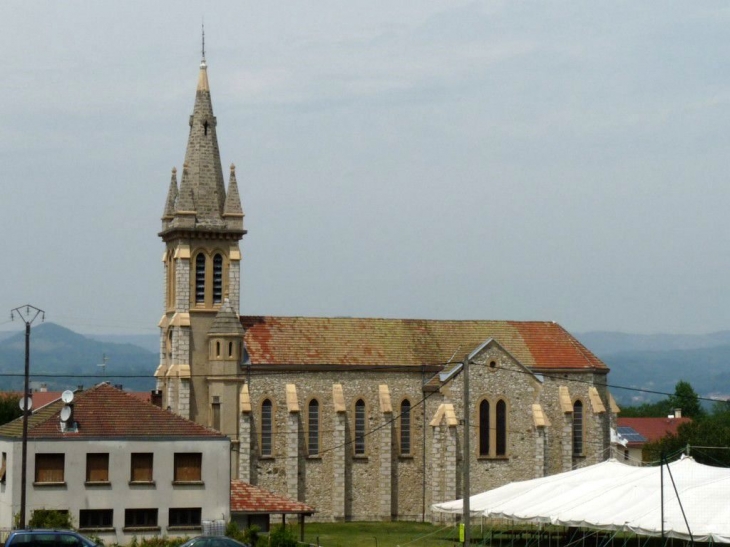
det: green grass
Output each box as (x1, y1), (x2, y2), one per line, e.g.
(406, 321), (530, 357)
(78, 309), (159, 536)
(300, 522), (461, 547)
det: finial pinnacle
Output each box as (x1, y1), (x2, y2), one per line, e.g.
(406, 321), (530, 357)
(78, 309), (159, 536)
(201, 19), (206, 63)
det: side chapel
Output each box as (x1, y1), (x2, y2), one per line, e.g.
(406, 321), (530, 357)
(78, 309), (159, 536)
(154, 54), (617, 522)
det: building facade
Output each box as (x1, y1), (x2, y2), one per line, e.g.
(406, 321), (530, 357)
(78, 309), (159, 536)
(155, 55), (618, 522)
(0, 384), (230, 543)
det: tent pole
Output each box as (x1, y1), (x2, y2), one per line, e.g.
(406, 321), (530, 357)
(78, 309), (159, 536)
(661, 452), (665, 544)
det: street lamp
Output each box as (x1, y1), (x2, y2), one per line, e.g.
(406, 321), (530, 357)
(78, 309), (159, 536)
(10, 305), (44, 529)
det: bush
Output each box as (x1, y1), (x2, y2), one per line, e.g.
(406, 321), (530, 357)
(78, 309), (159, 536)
(226, 521), (260, 546)
(268, 525), (296, 547)
(25, 509), (73, 529)
(242, 525), (260, 546)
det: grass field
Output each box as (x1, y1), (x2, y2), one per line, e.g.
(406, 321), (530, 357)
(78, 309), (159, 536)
(300, 522), (462, 547)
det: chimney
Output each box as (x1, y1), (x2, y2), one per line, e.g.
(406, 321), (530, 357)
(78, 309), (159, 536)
(674, 408), (682, 419)
(151, 390), (163, 408)
(39, 383), (47, 393)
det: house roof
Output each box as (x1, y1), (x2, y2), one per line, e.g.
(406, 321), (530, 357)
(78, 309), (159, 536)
(240, 316), (606, 372)
(0, 383), (225, 440)
(617, 417), (692, 445)
(230, 480), (315, 515)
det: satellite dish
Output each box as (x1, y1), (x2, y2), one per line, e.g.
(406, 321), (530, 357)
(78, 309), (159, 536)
(61, 390), (74, 404)
(18, 397), (32, 411)
(60, 405), (73, 422)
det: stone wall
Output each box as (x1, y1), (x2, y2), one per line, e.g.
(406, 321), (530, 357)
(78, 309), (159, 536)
(237, 354), (613, 522)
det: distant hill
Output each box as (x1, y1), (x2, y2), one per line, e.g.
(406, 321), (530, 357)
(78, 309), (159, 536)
(576, 330), (730, 355)
(86, 333), (159, 354)
(576, 331), (730, 407)
(0, 323), (156, 393)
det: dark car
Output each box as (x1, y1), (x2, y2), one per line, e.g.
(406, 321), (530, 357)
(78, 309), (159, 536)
(4, 530), (98, 547)
(180, 537), (250, 547)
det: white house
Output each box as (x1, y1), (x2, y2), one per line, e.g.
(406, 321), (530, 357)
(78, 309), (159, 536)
(0, 383), (230, 544)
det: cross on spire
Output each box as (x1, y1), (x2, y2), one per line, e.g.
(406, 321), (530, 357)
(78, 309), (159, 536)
(201, 21), (206, 63)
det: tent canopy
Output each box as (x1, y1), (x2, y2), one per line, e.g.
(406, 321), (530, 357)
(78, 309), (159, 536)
(432, 457), (730, 544)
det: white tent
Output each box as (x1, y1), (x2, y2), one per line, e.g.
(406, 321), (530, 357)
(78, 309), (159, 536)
(432, 457), (730, 543)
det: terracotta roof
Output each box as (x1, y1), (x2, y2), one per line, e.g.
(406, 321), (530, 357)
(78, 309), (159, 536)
(31, 391), (63, 409)
(230, 480), (315, 515)
(240, 316), (606, 372)
(617, 417), (692, 444)
(0, 383), (225, 440)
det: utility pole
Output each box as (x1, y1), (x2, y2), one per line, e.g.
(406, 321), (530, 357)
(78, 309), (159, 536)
(11, 305), (44, 530)
(463, 353), (471, 547)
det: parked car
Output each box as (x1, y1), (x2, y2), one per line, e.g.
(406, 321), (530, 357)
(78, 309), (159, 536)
(4, 530), (98, 547)
(180, 537), (250, 547)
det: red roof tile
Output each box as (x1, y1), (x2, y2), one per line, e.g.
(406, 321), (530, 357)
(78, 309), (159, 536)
(618, 417), (692, 444)
(0, 383), (225, 440)
(241, 316), (606, 372)
(230, 480), (315, 515)
(31, 391), (63, 409)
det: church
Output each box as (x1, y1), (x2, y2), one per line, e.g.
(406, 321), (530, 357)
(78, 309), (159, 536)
(153, 53), (617, 522)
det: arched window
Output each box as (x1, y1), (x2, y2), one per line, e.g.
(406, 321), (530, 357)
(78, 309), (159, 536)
(215, 341), (221, 358)
(261, 399), (273, 457)
(400, 399), (411, 455)
(166, 329), (173, 363)
(167, 251), (176, 309)
(573, 400), (584, 456)
(479, 400), (490, 456)
(308, 399), (319, 456)
(496, 399), (507, 456)
(213, 254), (223, 304)
(195, 253), (206, 304)
(354, 399), (366, 455)
(228, 341), (233, 358)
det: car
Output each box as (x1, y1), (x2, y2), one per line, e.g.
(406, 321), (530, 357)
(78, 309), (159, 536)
(4, 530), (99, 547)
(180, 536), (250, 547)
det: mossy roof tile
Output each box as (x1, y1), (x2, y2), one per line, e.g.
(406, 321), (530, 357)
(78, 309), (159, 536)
(240, 316), (606, 371)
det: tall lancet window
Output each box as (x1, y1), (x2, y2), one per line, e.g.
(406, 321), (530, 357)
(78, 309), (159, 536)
(308, 399), (320, 456)
(354, 399), (366, 455)
(400, 399), (411, 455)
(213, 254), (223, 304)
(195, 254), (206, 304)
(573, 400), (584, 456)
(261, 399), (273, 457)
(496, 399), (507, 456)
(479, 400), (490, 456)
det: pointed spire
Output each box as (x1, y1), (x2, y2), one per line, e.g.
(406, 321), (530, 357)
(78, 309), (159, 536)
(223, 163), (244, 229)
(162, 167), (179, 221)
(181, 52), (226, 227)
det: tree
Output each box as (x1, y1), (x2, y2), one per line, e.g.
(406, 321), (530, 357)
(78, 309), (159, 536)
(619, 380), (703, 419)
(667, 380), (704, 419)
(0, 393), (22, 425)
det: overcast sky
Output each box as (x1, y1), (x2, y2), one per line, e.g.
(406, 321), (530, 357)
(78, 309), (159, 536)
(1, 1), (730, 336)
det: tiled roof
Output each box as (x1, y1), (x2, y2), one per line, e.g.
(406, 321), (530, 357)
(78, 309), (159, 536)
(240, 317), (606, 371)
(617, 417), (692, 444)
(0, 383), (225, 440)
(230, 480), (315, 515)
(31, 391), (63, 409)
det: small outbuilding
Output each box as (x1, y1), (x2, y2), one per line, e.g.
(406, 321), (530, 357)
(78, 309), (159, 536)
(230, 480), (315, 540)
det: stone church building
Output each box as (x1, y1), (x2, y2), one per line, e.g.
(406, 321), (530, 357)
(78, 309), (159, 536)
(154, 55), (617, 522)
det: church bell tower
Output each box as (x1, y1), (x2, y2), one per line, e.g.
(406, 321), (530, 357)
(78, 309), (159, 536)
(155, 49), (246, 437)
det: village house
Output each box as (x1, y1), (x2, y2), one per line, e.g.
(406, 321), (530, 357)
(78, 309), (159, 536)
(0, 383), (230, 543)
